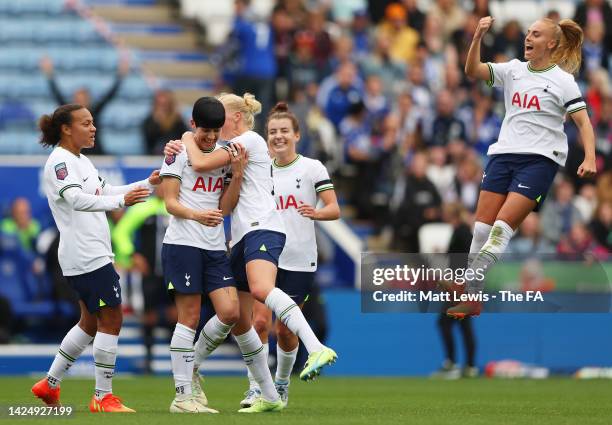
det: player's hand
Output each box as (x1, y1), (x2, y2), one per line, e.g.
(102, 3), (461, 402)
(148, 169), (161, 186)
(124, 187), (151, 206)
(163, 139), (183, 156)
(229, 143), (248, 178)
(577, 157), (597, 178)
(40, 56), (54, 75)
(474, 16), (495, 39)
(194, 209), (223, 227)
(297, 203), (318, 220)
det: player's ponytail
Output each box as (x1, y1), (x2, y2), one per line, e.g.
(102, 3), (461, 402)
(218, 92), (262, 130)
(549, 18), (583, 75)
(266, 102), (300, 135)
(39, 104), (84, 147)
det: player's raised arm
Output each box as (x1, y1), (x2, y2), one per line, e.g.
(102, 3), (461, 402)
(465, 16), (495, 82)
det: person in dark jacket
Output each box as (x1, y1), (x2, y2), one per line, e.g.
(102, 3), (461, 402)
(39, 56), (130, 155)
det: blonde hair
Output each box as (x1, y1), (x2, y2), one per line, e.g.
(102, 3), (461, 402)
(545, 18), (583, 74)
(217, 92), (262, 130)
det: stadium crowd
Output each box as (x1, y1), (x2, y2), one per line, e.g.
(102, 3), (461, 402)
(0, 0), (610, 343)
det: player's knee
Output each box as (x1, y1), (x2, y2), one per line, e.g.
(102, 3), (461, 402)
(97, 306), (123, 333)
(218, 307), (239, 326)
(253, 316), (269, 335)
(249, 286), (271, 303)
(276, 323), (295, 341)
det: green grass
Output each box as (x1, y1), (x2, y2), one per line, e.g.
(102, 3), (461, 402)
(4, 376), (612, 424)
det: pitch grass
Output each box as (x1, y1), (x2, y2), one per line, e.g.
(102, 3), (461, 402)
(3, 376), (612, 425)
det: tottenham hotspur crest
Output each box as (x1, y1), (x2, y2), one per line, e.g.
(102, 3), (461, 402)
(296, 178), (301, 189)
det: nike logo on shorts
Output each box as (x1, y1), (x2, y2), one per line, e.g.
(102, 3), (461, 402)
(223, 276), (232, 281)
(518, 184), (530, 189)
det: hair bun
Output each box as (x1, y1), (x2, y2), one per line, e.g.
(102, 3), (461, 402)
(271, 102), (289, 113)
(243, 93), (262, 115)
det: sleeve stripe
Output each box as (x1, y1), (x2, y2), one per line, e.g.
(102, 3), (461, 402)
(564, 97), (584, 108)
(58, 184), (82, 198)
(568, 105), (587, 114)
(486, 63), (494, 87)
(316, 184), (334, 193)
(314, 179), (333, 189)
(160, 173), (182, 181)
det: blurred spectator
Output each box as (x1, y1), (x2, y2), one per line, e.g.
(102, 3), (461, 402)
(540, 177), (584, 245)
(317, 61), (364, 129)
(424, 89), (466, 148)
(589, 201), (612, 251)
(507, 213), (556, 256)
(39, 56), (129, 155)
(573, 0), (612, 51)
(329, 0), (367, 26)
(460, 88), (502, 156)
(401, 0), (426, 33)
(426, 146), (455, 203)
(350, 9), (372, 61)
(394, 90), (421, 155)
(433, 202), (477, 379)
(452, 154), (481, 212)
(472, 0), (491, 18)
(229, 0), (277, 130)
(271, 4), (296, 95)
(585, 69), (610, 126)
(340, 99), (376, 219)
(581, 21), (609, 75)
(492, 20), (525, 62)
(288, 32), (319, 95)
(305, 9), (334, 72)
(402, 62), (433, 116)
(329, 35), (357, 73)
(1, 198), (40, 253)
(141, 90), (188, 155)
(112, 190), (176, 373)
(391, 151), (441, 252)
(375, 3), (419, 64)
(427, 0), (466, 43)
(574, 184), (598, 222)
(279, 0), (308, 29)
(557, 222), (607, 260)
(359, 31), (406, 97)
(363, 74), (390, 123)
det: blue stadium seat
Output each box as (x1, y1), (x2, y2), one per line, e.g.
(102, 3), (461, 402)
(103, 130), (145, 155)
(0, 0), (67, 16)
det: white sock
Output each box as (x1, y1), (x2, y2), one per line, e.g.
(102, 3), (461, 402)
(234, 329), (278, 402)
(47, 325), (93, 388)
(275, 345), (298, 384)
(470, 221), (493, 254)
(170, 323), (196, 401)
(194, 315), (233, 369)
(93, 332), (118, 400)
(467, 220), (514, 294)
(265, 288), (324, 353)
(247, 343), (268, 390)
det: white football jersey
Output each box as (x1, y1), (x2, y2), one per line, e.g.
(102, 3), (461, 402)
(160, 146), (228, 251)
(486, 59), (586, 165)
(273, 155), (333, 272)
(224, 131), (285, 246)
(43, 147), (120, 276)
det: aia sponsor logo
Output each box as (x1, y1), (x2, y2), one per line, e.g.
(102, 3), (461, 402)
(511, 92), (541, 110)
(192, 176), (223, 192)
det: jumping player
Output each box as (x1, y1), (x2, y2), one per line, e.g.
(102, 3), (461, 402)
(447, 16), (597, 318)
(32, 104), (159, 412)
(241, 102), (340, 408)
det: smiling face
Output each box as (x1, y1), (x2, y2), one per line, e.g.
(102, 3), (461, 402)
(524, 20), (558, 62)
(267, 117), (299, 157)
(192, 123), (220, 151)
(63, 108), (96, 149)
